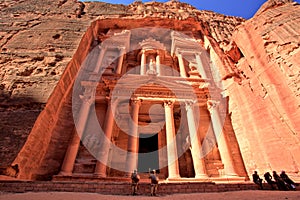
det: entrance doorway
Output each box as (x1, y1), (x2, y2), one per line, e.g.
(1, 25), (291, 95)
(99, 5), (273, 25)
(138, 134), (159, 173)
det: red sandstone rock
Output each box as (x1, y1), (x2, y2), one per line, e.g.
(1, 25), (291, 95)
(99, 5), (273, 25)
(228, 0), (300, 177)
(0, 0), (299, 183)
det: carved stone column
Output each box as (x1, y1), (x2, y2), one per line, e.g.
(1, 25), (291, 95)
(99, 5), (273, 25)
(164, 101), (180, 179)
(207, 100), (238, 177)
(156, 52), (161, 76)
(140, 50), (146, 75)
(94, 98), (115, 177)
(125, 99), (141, 175)
(195, 53), (207, 79)
(59, 84), (95, 176)
(116, 47), (125, 74)
(185, 101), (208, 178)
(177, 53), (187, 78)
(94, 46), (107, 73)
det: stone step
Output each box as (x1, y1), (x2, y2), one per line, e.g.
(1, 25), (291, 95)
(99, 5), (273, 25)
(0, 179), (262, 194)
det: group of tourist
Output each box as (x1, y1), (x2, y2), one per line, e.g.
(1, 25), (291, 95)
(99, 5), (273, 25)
(131, 169), (297, 195)
(131, 169), (159, 196)
(253, 170), (298, 190)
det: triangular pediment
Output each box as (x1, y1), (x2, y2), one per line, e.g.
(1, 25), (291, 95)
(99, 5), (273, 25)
(139, 37), (167, 51)
(110, 74), (196, 91)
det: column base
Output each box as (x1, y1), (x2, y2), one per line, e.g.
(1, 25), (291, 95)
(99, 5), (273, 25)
(166, 176), (181, 181)
(166, 177), (212, 182)
(58, 171), (73, 176)
(211, 176), (246, 183)
(93, 173), (107, 178)
(220, 173), (239, 178)
(195, 174), (209, 179)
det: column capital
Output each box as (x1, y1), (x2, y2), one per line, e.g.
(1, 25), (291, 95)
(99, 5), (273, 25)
(130, 98), (142, 106)
(175, 48), (183, 56)
(98, 45), (107, 51)
(110, 96), (120, 108)
(79, 95), (94, 105)
(105, 95), (118, 109)
(185, 100), (196, 106)
(207, 100), (219, 111)
(195, 52), (202, 57)
(105, 95), (111, 102)
(185, 100), (196, 110)
(80, 85), (96, 105)
(118, 46), (126, 51)
(164, 100), (175, 108)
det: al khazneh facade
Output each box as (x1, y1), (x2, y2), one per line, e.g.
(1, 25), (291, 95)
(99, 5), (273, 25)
(55, 26), (247, 182)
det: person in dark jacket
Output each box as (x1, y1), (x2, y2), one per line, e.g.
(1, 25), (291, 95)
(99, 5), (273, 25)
(252, 171), (263, 189)
(273, 171), (288, 190)
(264, 172), (276, 190)
(280, 171), (297, 190)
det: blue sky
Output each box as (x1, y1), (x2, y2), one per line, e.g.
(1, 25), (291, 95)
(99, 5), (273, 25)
(82, 0), (300, 19)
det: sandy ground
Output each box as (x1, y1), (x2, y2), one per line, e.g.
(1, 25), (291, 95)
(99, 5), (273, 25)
(1, 191), (300, 200)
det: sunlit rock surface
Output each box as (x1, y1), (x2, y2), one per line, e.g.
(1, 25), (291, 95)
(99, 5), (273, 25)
(0, 0), (299, 181)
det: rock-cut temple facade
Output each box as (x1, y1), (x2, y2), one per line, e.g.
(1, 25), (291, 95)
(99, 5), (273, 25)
(57, 28), (247, 181)
(1, 0), (300, 183)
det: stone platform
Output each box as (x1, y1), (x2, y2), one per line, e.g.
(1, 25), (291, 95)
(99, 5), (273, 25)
(52, 173), (246, 184)
(0, 179), (261, 195)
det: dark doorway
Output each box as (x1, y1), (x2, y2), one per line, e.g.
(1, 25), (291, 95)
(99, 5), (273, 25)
(138, 134), (159, 173)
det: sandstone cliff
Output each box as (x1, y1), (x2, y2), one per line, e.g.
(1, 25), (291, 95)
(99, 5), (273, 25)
(0, 0), (299, 180)
(228, 0), (300, 177)
(0, 0), (243, 170)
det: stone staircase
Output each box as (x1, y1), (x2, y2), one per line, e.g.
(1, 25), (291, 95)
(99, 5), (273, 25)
(0, 180), (261, 195)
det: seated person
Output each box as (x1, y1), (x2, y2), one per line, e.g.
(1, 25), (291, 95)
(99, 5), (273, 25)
(273, 171), (288, 190)
(252, 171), (263, 189)
(264, 172), (276, 190)
(280, 170), (297, 190)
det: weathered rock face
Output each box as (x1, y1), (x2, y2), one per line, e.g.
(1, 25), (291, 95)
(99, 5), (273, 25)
(0, 0), (243, 171)
(0, 0), (299, 181)
(0, 0), (90, 167)
(227, 0), (300, 178)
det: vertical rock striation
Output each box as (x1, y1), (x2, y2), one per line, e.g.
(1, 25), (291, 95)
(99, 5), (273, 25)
(226, 0), (300, 177)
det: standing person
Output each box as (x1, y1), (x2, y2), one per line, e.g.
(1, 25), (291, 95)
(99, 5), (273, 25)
(131, 169), (140, 195)
(264, 172), (276, 190)
(280, 170), (297, 190)
(149, 169), (159, 196)
(273, 171), (288, 190)
(252, 171), (263, 189)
